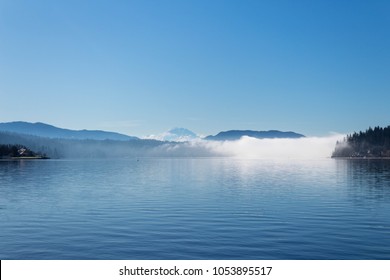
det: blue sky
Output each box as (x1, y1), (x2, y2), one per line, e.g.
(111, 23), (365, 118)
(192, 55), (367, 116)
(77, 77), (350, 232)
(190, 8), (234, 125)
(1, 0), (389, 137)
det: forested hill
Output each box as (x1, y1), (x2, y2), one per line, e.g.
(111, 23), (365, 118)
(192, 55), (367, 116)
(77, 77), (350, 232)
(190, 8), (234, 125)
(0, 131), (171, 159)
(332, 126), (390, 158)
(0, 144), (46, 159)
(0, 121), (138, 141)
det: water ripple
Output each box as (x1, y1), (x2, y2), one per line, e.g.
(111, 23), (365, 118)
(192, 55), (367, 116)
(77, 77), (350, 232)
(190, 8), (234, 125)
(1, 158), (390, 259)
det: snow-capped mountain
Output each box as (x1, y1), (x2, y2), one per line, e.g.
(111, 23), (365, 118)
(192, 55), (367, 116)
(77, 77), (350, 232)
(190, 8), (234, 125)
(145, 128), (200, 142)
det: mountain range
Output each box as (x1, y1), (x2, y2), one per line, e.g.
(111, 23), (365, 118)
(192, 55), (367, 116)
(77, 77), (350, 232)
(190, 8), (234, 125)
(0, 121), (305, 143)
(0, 121), (307, 158)
(0, 121), (138, 141)
(148, 128), (305, 142)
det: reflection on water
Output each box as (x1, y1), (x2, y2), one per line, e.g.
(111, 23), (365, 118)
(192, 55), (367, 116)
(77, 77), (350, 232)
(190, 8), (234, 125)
(335, 159), (390, 204)
(0, 158), (390, 259)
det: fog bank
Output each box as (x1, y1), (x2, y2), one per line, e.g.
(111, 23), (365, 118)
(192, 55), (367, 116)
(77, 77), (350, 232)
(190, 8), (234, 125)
(155, 135), (345, 159)
(0, 131), (344, 159)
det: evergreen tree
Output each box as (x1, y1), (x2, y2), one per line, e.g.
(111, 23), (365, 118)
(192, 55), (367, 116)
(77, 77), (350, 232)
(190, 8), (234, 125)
(332, 125), (390, 157)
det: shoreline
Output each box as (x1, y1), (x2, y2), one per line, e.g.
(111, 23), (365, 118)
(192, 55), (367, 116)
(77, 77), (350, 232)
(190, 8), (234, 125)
(332, 157), (390, 160)
(0, 156), (50, 160)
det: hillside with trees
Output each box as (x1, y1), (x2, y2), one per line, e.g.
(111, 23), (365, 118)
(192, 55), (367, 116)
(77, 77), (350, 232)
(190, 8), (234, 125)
(0, 144), (47, 159)
(0, 121), (138, 141)
(332, 125), (390, 158)
(0, 131), (196, 158)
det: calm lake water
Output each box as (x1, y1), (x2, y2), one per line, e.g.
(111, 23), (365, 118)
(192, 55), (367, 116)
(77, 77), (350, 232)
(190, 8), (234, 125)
(1, 158), (390, 259)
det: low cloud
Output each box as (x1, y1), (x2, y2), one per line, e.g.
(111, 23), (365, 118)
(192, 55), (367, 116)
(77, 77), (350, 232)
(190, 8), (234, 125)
(153, 134), (345, 159)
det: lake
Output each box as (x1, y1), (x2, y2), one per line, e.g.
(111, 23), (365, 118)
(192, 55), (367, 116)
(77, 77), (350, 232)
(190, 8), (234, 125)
(1, 158), (390, 259)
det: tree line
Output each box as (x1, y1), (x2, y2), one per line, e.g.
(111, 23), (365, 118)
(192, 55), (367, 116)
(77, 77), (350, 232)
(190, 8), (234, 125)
(332, 125), (390, 157)
(0, 144), (40, 158)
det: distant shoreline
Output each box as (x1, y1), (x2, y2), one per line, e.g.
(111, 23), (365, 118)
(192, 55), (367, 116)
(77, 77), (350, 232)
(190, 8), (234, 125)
(0, 156), (50, 160)
(332, 157), (390, 160)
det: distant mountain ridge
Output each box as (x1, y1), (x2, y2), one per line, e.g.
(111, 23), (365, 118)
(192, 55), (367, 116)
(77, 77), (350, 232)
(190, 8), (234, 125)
(0, 123), (307, 159)
(0, 121), (138, 141)
(204, 130), (305, 141)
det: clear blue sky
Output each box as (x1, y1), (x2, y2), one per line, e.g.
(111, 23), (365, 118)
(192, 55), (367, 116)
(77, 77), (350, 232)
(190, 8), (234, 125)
(1, 0), (389, 137)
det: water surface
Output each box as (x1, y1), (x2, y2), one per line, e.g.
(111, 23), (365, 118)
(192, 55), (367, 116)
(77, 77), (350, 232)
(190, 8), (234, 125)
(1, 158), (390, 259)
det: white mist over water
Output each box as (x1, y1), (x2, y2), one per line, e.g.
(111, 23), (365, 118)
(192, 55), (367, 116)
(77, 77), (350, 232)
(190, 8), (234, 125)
(157, 135), (345, 159)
